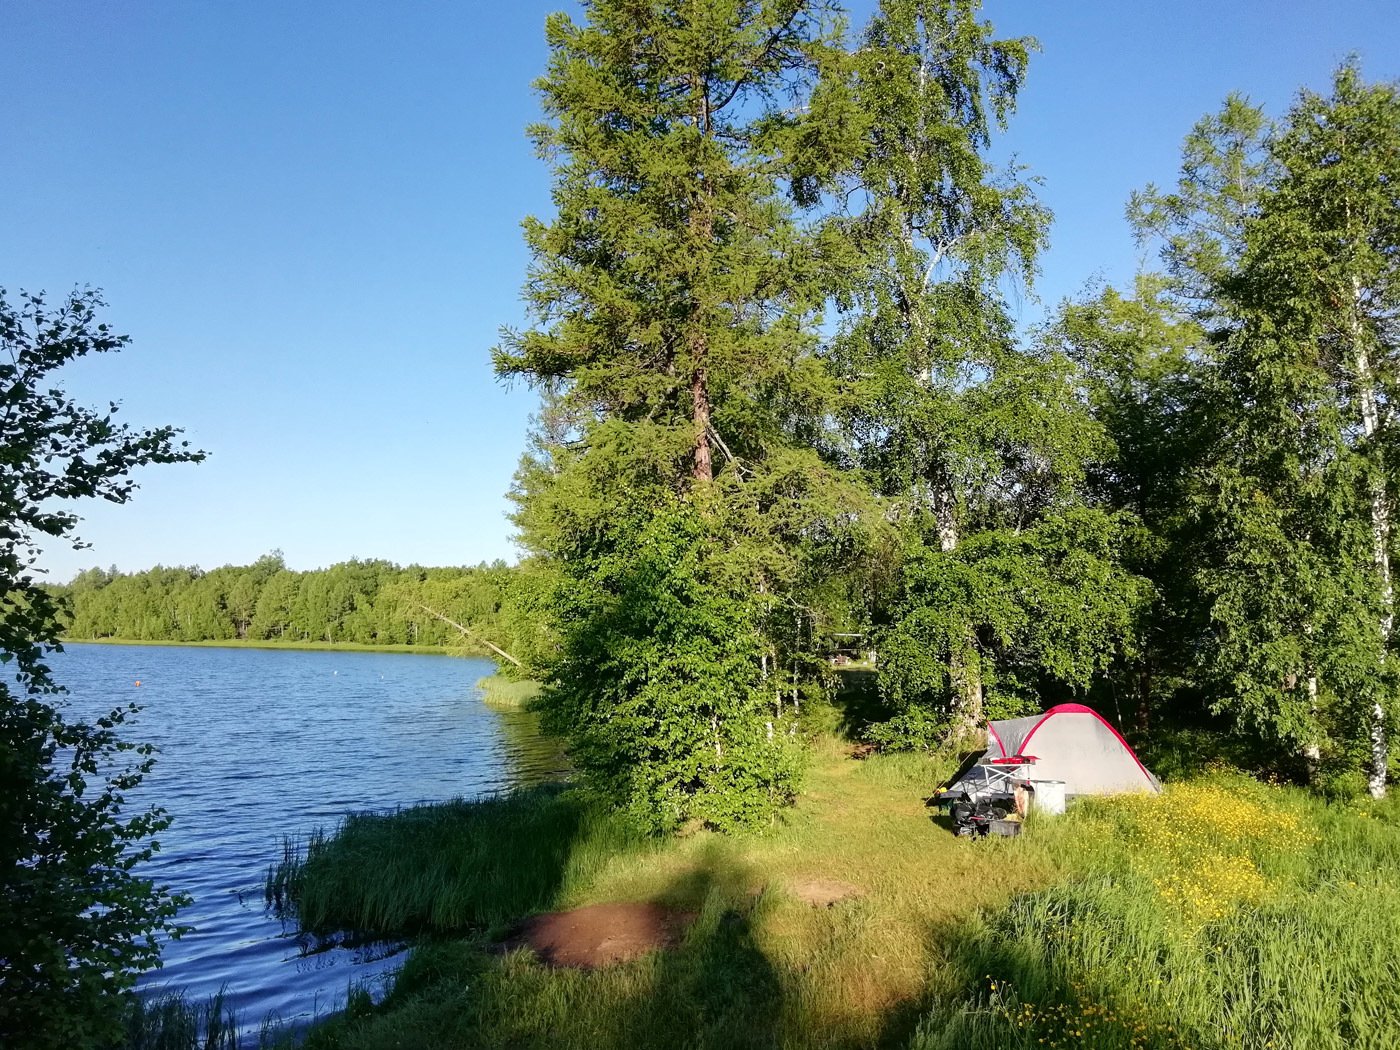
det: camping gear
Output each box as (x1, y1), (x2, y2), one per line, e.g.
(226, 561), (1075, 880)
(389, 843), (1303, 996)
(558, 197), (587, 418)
(935, 704), (1159, 833)
(948, 793), (1017, 837)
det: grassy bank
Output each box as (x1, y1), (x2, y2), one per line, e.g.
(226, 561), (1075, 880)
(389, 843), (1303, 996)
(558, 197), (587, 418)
(260, 736), (1400, 1050)
(265, 786), (641, 935)
(476, 675), (543, 710)
(61, 637), (482, 657)
(272, 737), (1048, 1050)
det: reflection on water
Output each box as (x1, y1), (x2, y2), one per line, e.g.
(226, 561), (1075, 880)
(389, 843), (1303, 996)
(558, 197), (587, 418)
(52, 643), (567, 1032)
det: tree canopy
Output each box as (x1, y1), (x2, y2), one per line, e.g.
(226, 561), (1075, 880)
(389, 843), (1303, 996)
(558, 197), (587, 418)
(0, 288), (203, 1048)
(492, 2), (1400, 824)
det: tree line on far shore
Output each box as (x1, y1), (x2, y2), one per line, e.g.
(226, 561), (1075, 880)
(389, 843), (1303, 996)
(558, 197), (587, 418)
(49, 553), (547, 660)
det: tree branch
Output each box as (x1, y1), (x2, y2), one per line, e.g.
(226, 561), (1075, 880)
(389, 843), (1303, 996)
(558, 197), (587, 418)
(415, 604), (522, 667)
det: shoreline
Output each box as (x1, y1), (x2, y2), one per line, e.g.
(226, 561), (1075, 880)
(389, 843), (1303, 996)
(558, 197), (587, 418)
(58, 637), (485, 657)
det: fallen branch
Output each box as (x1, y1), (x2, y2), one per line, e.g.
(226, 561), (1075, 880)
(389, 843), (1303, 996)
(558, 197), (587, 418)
(415, 604), (522, 667)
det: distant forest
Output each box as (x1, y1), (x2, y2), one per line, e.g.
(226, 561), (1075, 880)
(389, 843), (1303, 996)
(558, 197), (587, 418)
(50, 553), (533, 655)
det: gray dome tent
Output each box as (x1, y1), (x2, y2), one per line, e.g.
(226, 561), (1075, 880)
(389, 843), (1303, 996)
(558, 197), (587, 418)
(945, 703), (1161, 801)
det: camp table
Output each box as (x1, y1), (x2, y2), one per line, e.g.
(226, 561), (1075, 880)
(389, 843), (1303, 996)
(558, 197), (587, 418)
(976, 754), (1039, 799)
(935, 753), (1037, 802)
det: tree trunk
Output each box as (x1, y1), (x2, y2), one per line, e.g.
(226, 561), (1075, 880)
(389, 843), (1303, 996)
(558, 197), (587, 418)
(1353, 273), (1392, 798)
(689, 73), (714, 486)
(934, 483), (983, 739)
(1297, 620), (1321, 783)
(1304, 669), (1322, 783)
(415, 604), (522, 667)
(692, 359), (713, 483)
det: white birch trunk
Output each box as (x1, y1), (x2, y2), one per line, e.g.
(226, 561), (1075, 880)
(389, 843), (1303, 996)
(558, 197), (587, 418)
(934, 487), (983, 740)
(1353, 274), (1392, 798)
(1304, 671), (1321, 782)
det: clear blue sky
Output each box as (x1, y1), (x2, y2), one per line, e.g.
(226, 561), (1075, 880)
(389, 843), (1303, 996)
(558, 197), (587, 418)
(4, 1), (1396, 581)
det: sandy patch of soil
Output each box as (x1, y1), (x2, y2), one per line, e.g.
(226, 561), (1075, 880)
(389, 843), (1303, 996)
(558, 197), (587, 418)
(788, 877), (863, 907)
(498, 902), (696, 969)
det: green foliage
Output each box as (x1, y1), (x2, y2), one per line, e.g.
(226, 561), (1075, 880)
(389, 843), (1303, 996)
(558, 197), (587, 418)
(1049, 277), (1209, 731)
(0, 288), (201, 1049)
(874, 509), (1149, 747)
(1128, 93), (1274, 311)
(542, 505), (805, 832)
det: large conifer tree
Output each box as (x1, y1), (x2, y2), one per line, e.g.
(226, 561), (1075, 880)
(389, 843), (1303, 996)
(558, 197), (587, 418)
(497, 1), (868, 829)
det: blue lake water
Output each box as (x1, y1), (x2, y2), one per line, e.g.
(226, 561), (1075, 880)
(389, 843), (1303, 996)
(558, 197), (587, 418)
(50, 643), (564, 1032)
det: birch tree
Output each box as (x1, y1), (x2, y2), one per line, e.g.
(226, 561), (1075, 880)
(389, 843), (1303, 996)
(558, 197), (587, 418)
(1184, 64), (1400, 795)
(829, 0), (1141, 745)
(1255, 64), (1400, 795)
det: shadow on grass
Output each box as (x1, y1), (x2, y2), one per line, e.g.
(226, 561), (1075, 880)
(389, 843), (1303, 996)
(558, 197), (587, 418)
(824, 669), (889, 742)
(896, 921), (1204, 1050)
(299, 843), (783, 1050)
(268, 783), (642, 936)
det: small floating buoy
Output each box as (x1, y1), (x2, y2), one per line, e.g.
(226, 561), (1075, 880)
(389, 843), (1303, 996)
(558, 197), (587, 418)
(134, 680), (141, 687)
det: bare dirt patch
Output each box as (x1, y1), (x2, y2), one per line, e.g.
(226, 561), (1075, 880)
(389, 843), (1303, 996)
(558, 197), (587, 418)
(789, 877), (863, 907)
(498, 902), (696, 969)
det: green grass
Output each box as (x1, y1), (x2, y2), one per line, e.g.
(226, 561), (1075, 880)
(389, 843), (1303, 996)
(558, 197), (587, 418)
(280, 737), (1056, 1050)
(475, 675), (543, 710)
(229, 679), (1400, 1050)
(911, 777), (1400, 1050)
(269, 786), (645, 935)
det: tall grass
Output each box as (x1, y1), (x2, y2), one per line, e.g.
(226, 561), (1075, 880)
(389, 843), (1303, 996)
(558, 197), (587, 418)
(115, 988), (293, 1050)
(475, 675), (542, 711)
(117, 985), (361, 1050)
(912, 775), (1400, 1050)
(272, 786), (646, 935)
(118, 990), (239, 1050)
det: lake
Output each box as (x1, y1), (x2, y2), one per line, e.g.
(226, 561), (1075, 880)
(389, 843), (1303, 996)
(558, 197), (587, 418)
(50, 642), (564, 1032)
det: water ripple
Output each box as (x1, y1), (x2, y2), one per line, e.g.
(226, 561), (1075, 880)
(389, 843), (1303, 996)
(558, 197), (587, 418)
(52, 644), (565, 1031)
